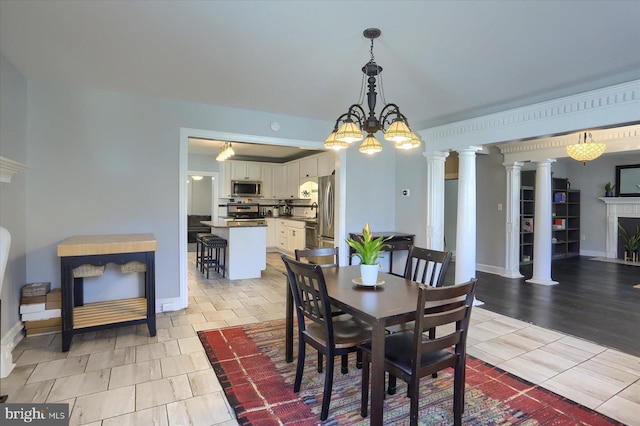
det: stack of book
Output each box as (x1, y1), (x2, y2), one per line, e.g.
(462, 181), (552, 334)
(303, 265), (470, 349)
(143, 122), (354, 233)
(20, 282), (62, 336)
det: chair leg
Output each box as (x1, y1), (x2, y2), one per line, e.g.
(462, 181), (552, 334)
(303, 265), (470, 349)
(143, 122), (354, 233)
(453, 363), (464, 426)
(341, 354), (348, 374)
(317, 351), (323, 373)
(429, 327), (438, 378)
(320, 354), (334, 421)
(294, 339), (306, 393)
(360, 351), (369, 418)
(387, 374), (397, 395)
(408, 377), (420, 426)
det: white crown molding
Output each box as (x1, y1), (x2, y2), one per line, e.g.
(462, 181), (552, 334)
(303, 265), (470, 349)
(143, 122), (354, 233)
(420, 80), (640, 152)
(0, 156), (28, 184)
(496, 124), (640, 162)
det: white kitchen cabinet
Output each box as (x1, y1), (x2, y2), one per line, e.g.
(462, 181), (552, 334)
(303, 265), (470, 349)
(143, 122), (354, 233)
(219, 162), (233, 197)
(287, 221), (305, 252)
(275, 219), (305, 254)
(276, 219), (288, 252)
(285, 162), (300, 199)
(231, 161), (261, 180)
(272, 165), (287, 199)
(261, 164), (274, 199)
(265, 218), (277, 250)
(299, 156), (318, 179)
(317, 152), (335, 177)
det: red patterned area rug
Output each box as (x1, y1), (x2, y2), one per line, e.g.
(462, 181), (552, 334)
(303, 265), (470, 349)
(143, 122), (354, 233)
(198, 320), (621, 425)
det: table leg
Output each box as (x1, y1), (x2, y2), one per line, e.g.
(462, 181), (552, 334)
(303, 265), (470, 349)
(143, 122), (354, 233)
(61, 260), (74, 352)
(285, 277), (293, 363)
(146, 252), (156, 337)
(369, 321), (386, 425)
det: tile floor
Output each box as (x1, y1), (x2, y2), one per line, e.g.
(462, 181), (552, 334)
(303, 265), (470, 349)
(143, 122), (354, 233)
(2, 252), (639, 425)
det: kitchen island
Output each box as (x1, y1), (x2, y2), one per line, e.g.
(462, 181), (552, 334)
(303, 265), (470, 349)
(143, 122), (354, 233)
(201, 221), (267, 280)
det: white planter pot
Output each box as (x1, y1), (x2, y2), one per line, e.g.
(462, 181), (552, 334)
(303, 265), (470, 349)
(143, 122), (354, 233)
(360, 264), (380, 286)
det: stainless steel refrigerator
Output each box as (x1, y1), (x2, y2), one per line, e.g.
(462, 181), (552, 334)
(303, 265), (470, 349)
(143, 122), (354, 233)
(317, 174), (335, 248)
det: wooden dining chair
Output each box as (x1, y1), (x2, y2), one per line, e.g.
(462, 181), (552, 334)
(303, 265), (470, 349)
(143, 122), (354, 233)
(359, 278), (477, 426)
(388, 246), (453, 342)
(282, 255), (371, 421)
(403, 245), (452, 288)
(295, 246), (339, 268)
(295, 247), (356, 373)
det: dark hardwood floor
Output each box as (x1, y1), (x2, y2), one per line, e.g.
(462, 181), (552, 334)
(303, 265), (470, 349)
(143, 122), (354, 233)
(457, 256), (640, 357)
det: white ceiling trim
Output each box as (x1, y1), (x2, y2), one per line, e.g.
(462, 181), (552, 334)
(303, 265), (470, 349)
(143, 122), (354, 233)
(420, 80), (640, 152)
(498, 124), (640, 163)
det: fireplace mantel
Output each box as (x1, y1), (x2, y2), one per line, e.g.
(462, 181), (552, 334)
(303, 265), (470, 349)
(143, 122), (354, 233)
(599, 197), (640, 258)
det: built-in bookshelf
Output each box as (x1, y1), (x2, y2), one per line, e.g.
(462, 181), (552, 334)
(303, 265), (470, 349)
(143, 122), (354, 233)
(520, 184), (535, 264)
(552, 178), (581, 259)
(519, 172), (580, 264)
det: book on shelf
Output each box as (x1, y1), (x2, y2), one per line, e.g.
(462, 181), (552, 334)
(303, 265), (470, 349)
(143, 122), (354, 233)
(554, 192), (566, 203)
(553, 218), (566, 230)
(522, 218), (533, 232)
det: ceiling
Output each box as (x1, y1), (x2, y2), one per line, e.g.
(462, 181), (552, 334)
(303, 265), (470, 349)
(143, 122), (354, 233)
(1, 1), (639, 161)
(188, 138), (323, 163)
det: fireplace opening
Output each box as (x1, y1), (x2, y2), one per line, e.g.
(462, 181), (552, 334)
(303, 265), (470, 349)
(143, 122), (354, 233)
(617, 217), (640, 260)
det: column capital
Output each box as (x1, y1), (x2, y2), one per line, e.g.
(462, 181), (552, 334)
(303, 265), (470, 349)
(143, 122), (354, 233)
(455, 146), (483, 155)
(533, 159), (557, 165)
(423, 150), (450, 162)
(502, 161), (524, 169)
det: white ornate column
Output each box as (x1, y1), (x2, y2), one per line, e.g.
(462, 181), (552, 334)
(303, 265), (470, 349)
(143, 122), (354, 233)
(424, 151), (449, 250)
(454, 147), (483, 304)
(503, 162), (525, 278)
(526, 160), (558, 285)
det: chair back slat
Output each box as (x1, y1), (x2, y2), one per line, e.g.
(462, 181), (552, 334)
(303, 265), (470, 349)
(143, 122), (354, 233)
(295, 247), (339, 268)
(418, 330), (463, 354)
(404, 246), (452, 287)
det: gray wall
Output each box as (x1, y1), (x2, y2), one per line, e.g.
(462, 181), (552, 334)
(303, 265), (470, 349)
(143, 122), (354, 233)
(565, 153), (640, 255)
(22, 80), (331, 309)
(0, 54), (28, 337)
(476, 147), (507, 268)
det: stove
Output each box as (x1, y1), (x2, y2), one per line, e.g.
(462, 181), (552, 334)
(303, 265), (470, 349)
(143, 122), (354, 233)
(227, 203), (265, 225)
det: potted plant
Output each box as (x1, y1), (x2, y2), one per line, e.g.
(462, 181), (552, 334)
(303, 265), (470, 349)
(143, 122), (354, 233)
(605, 182), (616, 197)
(618, 223), (640, 262)
(346, 223), (392, 285)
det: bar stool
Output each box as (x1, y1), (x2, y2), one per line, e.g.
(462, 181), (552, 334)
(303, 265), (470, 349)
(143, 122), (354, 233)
(202, 237), (227, 278)
(196, 233), (216, 272)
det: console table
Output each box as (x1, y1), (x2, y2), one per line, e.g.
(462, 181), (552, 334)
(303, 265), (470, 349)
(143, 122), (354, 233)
(347, 231), (415, 275)
(57, 233), (157, 351)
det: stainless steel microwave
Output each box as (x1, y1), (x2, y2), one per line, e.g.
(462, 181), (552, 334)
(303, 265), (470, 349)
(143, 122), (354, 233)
(231, 180), (263, 197)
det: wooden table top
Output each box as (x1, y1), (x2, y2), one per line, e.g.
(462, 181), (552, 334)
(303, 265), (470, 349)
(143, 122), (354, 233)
(57, 233), (157, 257)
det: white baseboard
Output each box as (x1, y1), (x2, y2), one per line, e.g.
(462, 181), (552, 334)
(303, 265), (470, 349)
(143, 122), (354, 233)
(581, 249), (606, 257)
(1, 320), (23, 378)
(475, 263), (505, 276)
(156, 296), (186, 313)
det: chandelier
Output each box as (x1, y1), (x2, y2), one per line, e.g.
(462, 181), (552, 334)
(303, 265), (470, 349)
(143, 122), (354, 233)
(216, 142), (235, 161)
(324, 28), (421, 155)
(566, 132), (606, 164)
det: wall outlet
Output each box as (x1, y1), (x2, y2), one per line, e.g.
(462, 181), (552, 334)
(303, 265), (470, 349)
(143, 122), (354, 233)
(497, 203), (503, 211)
(581, 234), (586, 241)
(402, 189), (410, 197)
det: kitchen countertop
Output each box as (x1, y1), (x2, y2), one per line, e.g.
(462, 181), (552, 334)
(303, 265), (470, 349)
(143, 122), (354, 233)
(201, 221), (267, 228)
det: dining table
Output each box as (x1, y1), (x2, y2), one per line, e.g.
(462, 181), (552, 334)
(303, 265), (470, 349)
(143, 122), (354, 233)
(285, 265), (423, 426)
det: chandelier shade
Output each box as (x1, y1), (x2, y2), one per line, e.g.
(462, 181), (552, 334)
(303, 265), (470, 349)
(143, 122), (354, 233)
(335, 120), (364, 143)
(359, 134), (384, 154)
(383, 119), (413, 143)
(566, 132), (605, 164)
(324, 28), (421, 155)
(324, 131), (349, 150)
